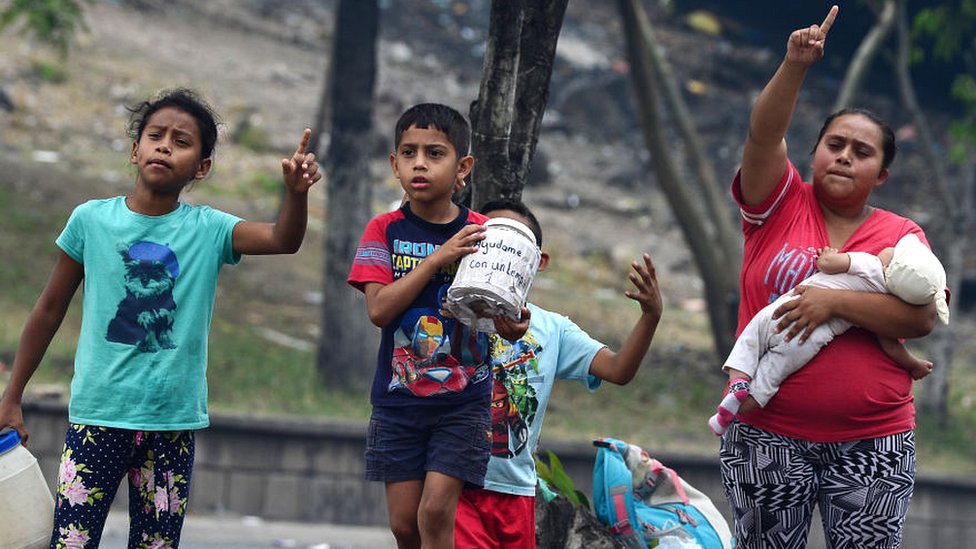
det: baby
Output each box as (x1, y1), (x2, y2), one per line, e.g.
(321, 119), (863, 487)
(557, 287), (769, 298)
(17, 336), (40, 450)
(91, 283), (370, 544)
(709, 233), (949, 435)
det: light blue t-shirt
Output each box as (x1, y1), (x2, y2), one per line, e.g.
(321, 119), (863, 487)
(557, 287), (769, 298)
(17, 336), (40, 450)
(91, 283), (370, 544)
(484, 303), (604, 496)
(56, 197), (241, 430)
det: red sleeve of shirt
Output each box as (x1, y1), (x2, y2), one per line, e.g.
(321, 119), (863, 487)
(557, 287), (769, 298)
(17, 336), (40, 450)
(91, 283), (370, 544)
(348, 212), (397, 293)
(732, 163), (801, 235)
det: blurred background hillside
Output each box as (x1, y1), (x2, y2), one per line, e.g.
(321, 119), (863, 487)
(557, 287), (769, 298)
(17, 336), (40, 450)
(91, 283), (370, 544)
(1, 0), (974, 474)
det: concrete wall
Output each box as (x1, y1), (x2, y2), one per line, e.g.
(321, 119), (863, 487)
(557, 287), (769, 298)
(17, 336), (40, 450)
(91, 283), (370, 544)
(22, 401), (976, 547)
(22, 401), (389, 526)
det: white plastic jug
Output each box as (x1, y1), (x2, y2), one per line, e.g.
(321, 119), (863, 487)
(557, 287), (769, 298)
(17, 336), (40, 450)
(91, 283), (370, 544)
(0, 429), (54, 549)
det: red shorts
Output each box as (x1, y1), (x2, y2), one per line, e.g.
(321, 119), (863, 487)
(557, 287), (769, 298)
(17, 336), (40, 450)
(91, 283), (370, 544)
(455, 488), (536, 549)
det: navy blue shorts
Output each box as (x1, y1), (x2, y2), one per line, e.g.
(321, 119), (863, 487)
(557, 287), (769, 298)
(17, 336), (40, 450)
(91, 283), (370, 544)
(365, 396), (491, 487)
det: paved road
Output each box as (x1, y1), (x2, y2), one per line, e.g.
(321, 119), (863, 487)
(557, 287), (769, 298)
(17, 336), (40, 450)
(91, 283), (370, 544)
(99, 512), (396, 549)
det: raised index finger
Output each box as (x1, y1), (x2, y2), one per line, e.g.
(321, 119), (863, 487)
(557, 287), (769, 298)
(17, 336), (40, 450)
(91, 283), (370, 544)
(819, 5), (838, 36)
(295, 128), (312, 155)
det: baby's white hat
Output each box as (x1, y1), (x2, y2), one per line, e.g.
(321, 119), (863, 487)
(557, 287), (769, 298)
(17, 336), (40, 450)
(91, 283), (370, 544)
(885, 233), (949, 324)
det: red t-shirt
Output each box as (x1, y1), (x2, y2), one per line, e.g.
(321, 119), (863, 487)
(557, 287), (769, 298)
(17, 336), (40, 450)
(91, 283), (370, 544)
(732, 162), (925, 442)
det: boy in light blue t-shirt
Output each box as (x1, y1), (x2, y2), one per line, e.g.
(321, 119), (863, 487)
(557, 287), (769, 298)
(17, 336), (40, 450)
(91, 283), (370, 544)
(454, 199), (664, 548)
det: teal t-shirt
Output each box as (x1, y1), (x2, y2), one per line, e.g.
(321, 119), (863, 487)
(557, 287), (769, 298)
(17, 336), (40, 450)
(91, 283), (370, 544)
(56, 197), (242, 430)
(484, 303), (604, 496)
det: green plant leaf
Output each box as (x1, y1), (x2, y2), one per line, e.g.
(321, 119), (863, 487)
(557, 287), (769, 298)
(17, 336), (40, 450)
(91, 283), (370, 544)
(574, 489), (590, 509)
(545, 450), (581, 505)
(0, 0), (91, 58)
(534, 450), (588, 507)
(534, 453), (553, 483)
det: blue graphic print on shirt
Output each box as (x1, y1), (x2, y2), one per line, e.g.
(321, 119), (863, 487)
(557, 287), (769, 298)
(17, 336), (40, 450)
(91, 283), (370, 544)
(106, 240), (180, 353)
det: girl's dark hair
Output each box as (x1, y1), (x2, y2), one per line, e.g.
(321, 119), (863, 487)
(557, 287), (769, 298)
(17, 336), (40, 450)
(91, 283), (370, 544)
(812, 107), (897, 171)
(479, 198), (543, 248)
(127, 88), (220, 160)
(394, 103), (470, 157)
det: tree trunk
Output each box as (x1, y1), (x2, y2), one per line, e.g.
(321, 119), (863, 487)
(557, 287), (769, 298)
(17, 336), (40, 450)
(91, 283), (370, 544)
(617, 0), (740, 356)
(927, 153), (976, 424)
(466, 0), (568, 210)
(507, 0), (565, 200)
(465, 3), (617, 543)
(317, 0), (380, 389)
(891, 0), (967, 423)
(831, 0), (897, 112)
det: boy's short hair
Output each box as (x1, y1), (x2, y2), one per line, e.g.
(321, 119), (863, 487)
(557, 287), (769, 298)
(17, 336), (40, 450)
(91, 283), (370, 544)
(394, 103), (471, 157)
(479, 198), (543, 248)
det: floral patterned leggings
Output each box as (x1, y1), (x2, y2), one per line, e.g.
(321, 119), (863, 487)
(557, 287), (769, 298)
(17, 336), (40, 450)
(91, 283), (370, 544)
(50, 424), (195, 549)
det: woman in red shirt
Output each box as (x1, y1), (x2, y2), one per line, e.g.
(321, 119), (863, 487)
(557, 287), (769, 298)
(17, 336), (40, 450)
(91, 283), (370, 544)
(720, 6), (939, 548)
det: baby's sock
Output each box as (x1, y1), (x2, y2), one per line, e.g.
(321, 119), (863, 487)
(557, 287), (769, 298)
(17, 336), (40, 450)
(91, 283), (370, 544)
(708, 378), (751, 436)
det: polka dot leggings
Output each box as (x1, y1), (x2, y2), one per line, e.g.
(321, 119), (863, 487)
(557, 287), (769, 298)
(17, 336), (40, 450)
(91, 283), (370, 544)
(49, 424), (195, 549)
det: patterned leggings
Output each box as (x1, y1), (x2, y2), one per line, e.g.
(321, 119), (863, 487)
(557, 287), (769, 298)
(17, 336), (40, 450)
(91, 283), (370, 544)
(49, 424), (195, 549)
(720, 421), (915, 549)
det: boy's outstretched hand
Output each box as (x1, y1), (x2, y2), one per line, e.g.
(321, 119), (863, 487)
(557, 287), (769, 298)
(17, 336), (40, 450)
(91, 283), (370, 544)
(625, 253), (662, 319)
(282, 128), (321, 192)
(494, 306), (531, 343)
(587, 253), (662, 385)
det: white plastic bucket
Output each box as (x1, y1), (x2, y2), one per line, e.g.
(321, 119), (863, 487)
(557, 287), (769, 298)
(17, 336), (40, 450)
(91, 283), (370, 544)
(0, 430), (54, 549)
(445, 217), (541, 332)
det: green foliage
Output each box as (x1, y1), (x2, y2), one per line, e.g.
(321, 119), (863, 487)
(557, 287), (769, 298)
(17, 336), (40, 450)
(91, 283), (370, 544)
(33, 59), (69, 83)
(250, 170), (282, 196)
(911, 1), (976, 63)
(947, 80), (976, 163)
(235, 125), (273, 153)
(199, 170), (280, 200)
(535, 449), (590, 508)
(913, 1), (976, 163)
(0, 185), (70, 305)
(949, 75), (976, 152)
(205, 319), (372, 418)
(952, 74), (976, 106)
(915, 413), (976, 472)
(0, 0), (91, 58)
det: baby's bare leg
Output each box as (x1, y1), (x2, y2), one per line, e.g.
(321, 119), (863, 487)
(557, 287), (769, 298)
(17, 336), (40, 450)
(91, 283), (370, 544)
(726, 368), (751, 382)
(878, 336), (933, 380)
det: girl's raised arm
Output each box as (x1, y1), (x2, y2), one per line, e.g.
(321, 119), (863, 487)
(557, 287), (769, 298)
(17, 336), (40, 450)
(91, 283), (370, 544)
(233, 129), (321, 255)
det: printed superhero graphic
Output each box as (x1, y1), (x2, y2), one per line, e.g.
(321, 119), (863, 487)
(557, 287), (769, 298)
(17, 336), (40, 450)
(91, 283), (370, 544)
(106, 241), (180, 353)
(389, 290), (490, 397)
(488, 333), (541, 458)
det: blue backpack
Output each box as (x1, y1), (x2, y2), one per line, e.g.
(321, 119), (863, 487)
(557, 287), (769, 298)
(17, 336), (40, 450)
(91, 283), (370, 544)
(591, 437), (735, 549)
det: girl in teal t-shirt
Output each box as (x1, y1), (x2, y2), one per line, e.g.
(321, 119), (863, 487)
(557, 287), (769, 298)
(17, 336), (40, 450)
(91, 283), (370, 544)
(0, 88), (321, 548)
